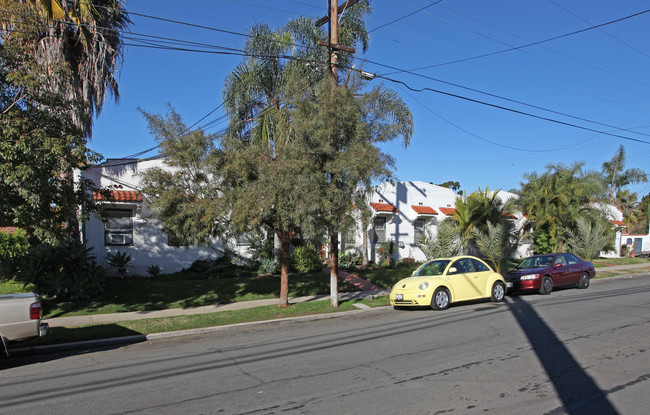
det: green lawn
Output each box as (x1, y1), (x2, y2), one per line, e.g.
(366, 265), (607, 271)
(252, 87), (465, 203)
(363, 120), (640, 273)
(41, 270), (361, 318)
(17, 296), (391, 347)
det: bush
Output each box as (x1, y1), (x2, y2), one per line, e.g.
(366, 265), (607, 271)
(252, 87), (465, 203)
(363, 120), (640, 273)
(339, 251), (362, 269)
(106, 250), (133, 278)
(290, 245), (322, 273)
(0, 229), (30, 279)
(376, 241), (396, 267)
(258, 257), (279, 274)
(397, 257), (417, 268)
(147, 265), (162, 278)
(12, 239), (107, 300)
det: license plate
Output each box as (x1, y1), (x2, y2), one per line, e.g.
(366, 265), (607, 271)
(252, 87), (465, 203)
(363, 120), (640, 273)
(395, 294), (403, 301)
(506, 282), (513, 288)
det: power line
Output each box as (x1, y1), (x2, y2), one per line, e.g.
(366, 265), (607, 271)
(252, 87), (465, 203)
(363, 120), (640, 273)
(398, 85), (602, 153)
(400, 7), (650, 70)
(378, 75), (650, 145)
(368, 0), (443, 33)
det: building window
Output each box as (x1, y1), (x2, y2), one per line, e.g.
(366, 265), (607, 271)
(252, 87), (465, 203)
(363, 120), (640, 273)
(236, 232), (256, 246)
(105, 209), (133, 245)
(344, 226), (356, 245)
(414, 219), (425, 244)
(373, 217), (386, 243)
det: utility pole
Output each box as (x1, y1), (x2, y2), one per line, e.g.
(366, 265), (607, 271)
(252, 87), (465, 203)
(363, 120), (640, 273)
(316, 1), (358, 307)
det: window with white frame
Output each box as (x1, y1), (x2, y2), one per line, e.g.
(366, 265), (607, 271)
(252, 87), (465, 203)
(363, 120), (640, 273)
(414, 219), (425, 244)
(373, 217), (386, 243)
(104, 209), (133, 245)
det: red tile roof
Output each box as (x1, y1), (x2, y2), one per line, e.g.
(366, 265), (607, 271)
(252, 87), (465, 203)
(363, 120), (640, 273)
(0, 226), (19, 234)
(501, 212), (518, 220)
(610, 220), (627, 227)
(370, 202), (398, 213)
(411, 205), (438, 215)
(94, 190), (143, 202)
(439, 207), (457, 216)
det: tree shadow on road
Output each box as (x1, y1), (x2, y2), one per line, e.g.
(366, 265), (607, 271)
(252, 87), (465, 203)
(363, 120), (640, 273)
(507, 296), (619, 414)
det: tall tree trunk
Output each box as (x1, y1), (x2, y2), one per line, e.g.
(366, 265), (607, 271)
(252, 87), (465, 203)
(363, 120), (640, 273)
(277, 230), (293, 308)
(330, 233), (339, 307)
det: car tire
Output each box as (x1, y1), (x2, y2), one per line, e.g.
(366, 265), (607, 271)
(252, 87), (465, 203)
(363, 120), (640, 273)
(539, 276), (553, 295)
(577, 272), (590, 289)
(491, 281), (506, 302)
(431, 287), (451, 310)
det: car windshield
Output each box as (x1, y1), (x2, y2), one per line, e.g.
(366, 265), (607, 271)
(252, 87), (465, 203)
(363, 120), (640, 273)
(413, 260), (450, 276)
(516, 255), (554, 269)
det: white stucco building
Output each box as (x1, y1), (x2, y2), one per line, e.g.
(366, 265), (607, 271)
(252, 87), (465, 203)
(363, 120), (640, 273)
(79, 159), (633, 275)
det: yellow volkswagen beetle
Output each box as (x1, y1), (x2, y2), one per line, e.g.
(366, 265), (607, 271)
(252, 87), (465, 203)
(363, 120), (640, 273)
(390, 256), (507, 310)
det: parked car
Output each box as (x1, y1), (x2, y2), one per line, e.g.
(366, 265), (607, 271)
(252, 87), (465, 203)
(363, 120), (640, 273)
(390, 256), (507, 310)
(503, 253), (595, 295)
(0, 293), (48, 357)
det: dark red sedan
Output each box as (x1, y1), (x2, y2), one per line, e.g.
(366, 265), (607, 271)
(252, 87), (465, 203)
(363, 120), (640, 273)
(504, 253), (596, 295)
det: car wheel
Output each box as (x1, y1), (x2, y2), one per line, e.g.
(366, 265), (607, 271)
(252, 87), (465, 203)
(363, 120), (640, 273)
(539, 276), (553, 295)
(491, 281), (505, 302)
(431, 287), (451, 310)
(578, 272), (590, 289)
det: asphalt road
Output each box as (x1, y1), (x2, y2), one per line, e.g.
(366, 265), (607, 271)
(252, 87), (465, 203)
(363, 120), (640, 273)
(2, 275), (649, 415)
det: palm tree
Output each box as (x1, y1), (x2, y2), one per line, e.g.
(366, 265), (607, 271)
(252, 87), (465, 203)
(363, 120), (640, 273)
(450, 187), (506, 253)
(602, 145), (647, 204)
(562, 217), (614, 260)
(473, 221), (519, 273)
(517, 163), (607, 253)
(0, 0), (130, 136)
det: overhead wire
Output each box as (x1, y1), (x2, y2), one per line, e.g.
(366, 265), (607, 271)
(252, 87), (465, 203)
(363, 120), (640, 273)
(7, 3), (650, 154)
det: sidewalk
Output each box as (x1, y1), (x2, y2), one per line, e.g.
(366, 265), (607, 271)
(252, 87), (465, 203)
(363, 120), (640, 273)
(47, 269), (387, 328)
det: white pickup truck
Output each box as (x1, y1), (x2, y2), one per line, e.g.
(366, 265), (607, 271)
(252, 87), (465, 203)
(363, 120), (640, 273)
(0, 293), (48, 356)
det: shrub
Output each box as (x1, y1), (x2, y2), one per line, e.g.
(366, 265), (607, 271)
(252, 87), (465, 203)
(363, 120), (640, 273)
(147, 265), (162, 278)
(107, 250), (133, 278)
(376, 241), (396, 267)
(0, 229), (30, 279)
(258, 257), (279, 274)
(397, 257), (417, 267)
(290, 245), (322, 273)
(12, 239), (107, 300)
(339, 251), (362, 269)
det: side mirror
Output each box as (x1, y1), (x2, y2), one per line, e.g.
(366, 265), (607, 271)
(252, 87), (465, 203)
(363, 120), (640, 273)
(448, 267), (457, 274)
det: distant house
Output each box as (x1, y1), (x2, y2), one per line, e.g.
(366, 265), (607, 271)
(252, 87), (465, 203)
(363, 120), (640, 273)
(342, 181), (530, 263)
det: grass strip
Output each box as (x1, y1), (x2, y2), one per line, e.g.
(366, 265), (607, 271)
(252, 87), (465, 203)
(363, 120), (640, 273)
(18, 296), (391, 347)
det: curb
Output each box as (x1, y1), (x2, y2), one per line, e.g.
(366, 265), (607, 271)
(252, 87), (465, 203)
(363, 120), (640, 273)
(8, 305), (392, 357)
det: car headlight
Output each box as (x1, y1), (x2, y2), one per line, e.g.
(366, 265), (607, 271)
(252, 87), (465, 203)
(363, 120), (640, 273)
(520, 274), (539, 280)
(419, 282), (429, 290)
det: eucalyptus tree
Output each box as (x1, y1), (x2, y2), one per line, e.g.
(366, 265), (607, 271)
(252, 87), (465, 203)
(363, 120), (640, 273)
(289, 73), (412, 305)
(602, 145), (647, 204)
(222, 3), (376, 307)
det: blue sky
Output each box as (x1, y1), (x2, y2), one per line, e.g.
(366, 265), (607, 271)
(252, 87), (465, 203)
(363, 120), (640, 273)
(91, 0), (650, 197)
